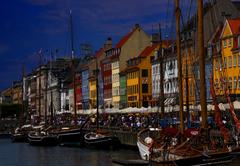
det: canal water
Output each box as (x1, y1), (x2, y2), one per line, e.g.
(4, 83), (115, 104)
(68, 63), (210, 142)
(1, 138), (240, 166)
(0, 139), (139, 166)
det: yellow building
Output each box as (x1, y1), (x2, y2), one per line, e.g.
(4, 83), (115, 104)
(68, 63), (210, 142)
(111, 24), (150, 109)
(213, 18), (240, 97)
(89, 78), (97, 108)
(126, 44), (159, 107)
(181, 42), (197, 105)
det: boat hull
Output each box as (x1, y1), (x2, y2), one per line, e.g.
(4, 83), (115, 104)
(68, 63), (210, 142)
(84, 132), (120, 149)
(56, 129), (83, 145)
(11, 133), (28, 142)
(28, 134), (58, 146)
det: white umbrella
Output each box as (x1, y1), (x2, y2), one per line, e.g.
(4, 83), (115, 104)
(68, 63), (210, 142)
(218, 103), (226, 111)
(233, 100), (240, 109)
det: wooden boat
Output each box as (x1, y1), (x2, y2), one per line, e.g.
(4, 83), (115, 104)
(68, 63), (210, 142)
(148, 129), (236, 166)
(51, 126), (83, 146)
(28, 131), (57, 146)
(137, 128), (162, 160)
(84, 130), (119, 149)
(11, 124), (33, 142)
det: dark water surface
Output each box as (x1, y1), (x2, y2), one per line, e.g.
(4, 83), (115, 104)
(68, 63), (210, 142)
(1, 139), (240, 166)
(0, 139), (139, 166)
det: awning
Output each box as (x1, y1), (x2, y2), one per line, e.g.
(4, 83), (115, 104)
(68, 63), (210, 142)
(164, 97), (176, 106)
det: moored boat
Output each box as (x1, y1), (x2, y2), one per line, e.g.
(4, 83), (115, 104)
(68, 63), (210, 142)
(84, 131), (119, 149)
(11, 124), (33, 143)
(28, 131), (57, 146)
(137, 127), (162, 160)
(52, 127), (83, 146)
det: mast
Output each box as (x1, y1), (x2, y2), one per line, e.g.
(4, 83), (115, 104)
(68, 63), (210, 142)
(96, 58), (99, 130)
(70, 10), (74, 59)
(175, 0), (184, 134)
(185, 48), (190, 128)
(50, 89), (53, 125)
(69, 10), (77, 125)
(159, 24), (165, 119)
(38, 50), (42, 121)
(198, 0), (207, 128)
(44, 62), (48, 125)
(20, 64), (25, 127)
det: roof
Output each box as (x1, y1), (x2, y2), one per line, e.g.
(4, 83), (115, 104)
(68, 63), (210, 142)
(138, 40), (172, 58)
(115, 26), (138, 49)
(95, 48), (104, 58)
(208, 25), (223, 43)
(139, 44), (158, 58)
(228, 17), (240, 34)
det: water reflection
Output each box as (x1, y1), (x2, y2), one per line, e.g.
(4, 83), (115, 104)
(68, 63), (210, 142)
(0, 139), (139, 166)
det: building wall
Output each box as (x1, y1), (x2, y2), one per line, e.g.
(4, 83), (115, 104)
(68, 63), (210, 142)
(89, 79), (96, 108)
(120, 74), (127, 109)
(214, 20), (240, 97)
(82, 70), (89, 110)
(102, 60), (112, 108)
(127, 70), (140, 107)
(112, 60), (120, 108)
(119, 27), (150, 72)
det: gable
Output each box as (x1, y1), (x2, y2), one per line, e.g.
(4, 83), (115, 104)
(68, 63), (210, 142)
(220, 20), (233, 38)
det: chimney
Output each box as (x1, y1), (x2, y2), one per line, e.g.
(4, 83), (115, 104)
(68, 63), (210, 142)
(133, 23), (140, 31)
(135, 23), (140, 28)
(104, 37), (112, 50)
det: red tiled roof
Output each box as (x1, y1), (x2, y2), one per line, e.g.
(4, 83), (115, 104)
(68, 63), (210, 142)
(95, 48), (104, 58)
(139, 44), (158, 58)
(115, 27), (138, 49)
(228, 17), (240, 34)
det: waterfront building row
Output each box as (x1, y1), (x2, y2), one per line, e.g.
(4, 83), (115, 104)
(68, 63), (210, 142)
(2, 0), (240, 117)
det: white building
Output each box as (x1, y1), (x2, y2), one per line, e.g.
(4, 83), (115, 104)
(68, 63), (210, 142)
(152, 44), (178, 106)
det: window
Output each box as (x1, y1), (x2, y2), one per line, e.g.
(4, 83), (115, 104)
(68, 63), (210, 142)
(234, 55), (237, 67)
(234, 76), (237, 89)
(215, 59), (218, 70)
(142, 84), (148, 93)
(142, 69), (148, 77)
(228, 56), (232, 68)
(238, 55), (240, 67)
(215, 79), (219, 89)
(218, 58), (222, 71)
(229, 77), (232, 89)
(228, 38), (232, 47)
(223, 40), (227, 48)
(238, 36), (240, 48)
(224, 57), (227, 68)
(238, 77), (240, 89)
(208, 44), (212, 57)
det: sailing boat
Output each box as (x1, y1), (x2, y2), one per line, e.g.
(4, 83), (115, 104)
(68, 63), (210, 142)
(50, 10), (88, 147)
(12, 65), (33, 142)
(139, 0), (238, 165)
(84, 56), (119, 149)
(28, 55), (58, 146)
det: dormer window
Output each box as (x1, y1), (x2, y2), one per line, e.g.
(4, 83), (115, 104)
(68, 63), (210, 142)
(223, 40), (227, 48)
(228, 38), (232, 47)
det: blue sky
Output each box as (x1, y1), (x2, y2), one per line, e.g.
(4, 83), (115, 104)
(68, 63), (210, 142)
(0, 0), (197, 91)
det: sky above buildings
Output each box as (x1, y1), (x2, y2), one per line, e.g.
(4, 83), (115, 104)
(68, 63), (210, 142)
(0, 0), (199, 91)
